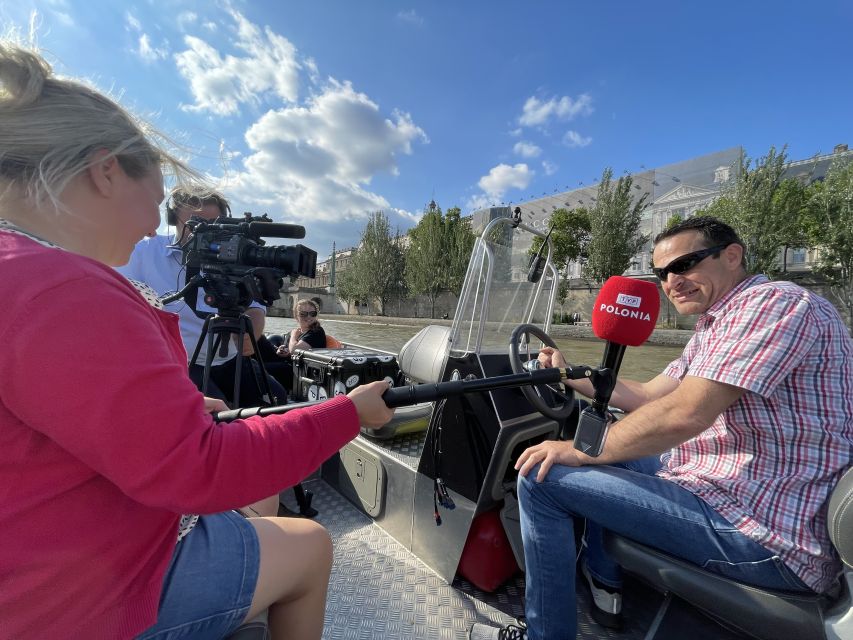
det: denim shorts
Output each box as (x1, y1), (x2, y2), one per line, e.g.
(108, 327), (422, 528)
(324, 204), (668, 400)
(136, 511), (260, 640)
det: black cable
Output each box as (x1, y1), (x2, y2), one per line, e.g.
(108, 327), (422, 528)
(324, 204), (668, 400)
(432, 398), (455, 525)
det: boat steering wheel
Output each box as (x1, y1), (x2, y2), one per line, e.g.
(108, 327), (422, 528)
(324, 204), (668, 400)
(509, 323), (575, 421)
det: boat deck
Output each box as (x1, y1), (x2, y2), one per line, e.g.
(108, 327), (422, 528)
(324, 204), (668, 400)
(277, 428), (749, 640)
(283, 475), (664, 639)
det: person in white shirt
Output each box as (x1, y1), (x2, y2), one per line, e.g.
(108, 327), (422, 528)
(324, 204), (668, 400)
(116, 187), (285, 408)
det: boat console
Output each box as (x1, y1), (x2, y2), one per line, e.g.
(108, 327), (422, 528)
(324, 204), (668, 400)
(324, 213), (567, 585)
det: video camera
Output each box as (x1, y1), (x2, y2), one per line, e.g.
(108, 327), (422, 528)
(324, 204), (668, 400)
(166, 212), (317, 318)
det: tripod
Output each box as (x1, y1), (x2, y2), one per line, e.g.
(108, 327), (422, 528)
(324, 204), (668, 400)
(189, 313), (318, 518)
(189, 312), (279, 408)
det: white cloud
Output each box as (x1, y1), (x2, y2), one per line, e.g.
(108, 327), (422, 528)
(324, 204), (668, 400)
(225, 79), (427, 226)
(125, 13), (168, 63)
(477, 163), (533, 200)
(397, 9), (425, 26)
(52, 11), (74, 27)
(174, 8), (302, 115)
(542, 160), (558, 175)
(125, 11), (141, 32)
(176, 12), (198, 30)
(513, 141), (541, 158)
(519, 93), (593, 127)
(303, 57), (320, 85)
(465, 193), (493, 212)
(138, 34), (169, 62)
(159, 8), (427, 248)
(563, 130), (592, 148)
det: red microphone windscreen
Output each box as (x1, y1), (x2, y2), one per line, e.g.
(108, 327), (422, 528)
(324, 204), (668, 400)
(592, 276), (660, 346)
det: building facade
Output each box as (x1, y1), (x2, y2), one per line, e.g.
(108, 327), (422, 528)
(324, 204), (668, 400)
(505, 145), (852, 283)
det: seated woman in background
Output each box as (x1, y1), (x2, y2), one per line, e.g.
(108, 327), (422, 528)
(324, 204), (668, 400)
(276, 298), (327, 357)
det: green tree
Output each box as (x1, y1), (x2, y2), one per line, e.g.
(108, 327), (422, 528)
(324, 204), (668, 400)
(699, 146), (806, 277)
(444, 206), (476, 295)
(583, 168), (649, 282)
(405, 204), (446, 317)
(804, 158), (853, 332)
(529, 207), (591, 276)
(404, 203), (475, 317)
(664, 213), (683, 231)
(772, 177), (811, 275)
(336, 264), (365, 313)
(345, 211), (404, 314)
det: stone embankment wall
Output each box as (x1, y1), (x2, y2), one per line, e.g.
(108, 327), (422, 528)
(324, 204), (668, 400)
(269, 285), (700, 332)
(270, 277), (851, 337)
(302, 313), (693, 347)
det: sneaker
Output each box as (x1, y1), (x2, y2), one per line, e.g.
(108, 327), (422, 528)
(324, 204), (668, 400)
(469, 619), (527, 639)
(581, 561), (622, 629)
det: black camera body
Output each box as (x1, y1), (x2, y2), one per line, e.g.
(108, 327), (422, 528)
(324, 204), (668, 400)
(175, 213), (317, 317)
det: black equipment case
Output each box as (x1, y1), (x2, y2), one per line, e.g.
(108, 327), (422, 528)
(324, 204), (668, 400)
(291, 348), (400, 401)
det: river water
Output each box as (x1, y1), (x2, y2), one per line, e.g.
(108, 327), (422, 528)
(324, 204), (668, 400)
(266, 317), (684, 381)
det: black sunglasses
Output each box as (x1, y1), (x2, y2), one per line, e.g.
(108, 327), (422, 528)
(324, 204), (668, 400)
(298, 310), (318, 318)
(652, 244), (729, 281)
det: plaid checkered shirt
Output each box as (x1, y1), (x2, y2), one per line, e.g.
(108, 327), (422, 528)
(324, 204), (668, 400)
(659, 275), (853, 592)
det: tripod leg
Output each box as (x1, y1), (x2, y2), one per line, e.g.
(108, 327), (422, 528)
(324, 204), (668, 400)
(188, 315), (212, 369)
(231, 322), (245, 405)
(242, 316), (281, 405)
(202, 329), (223, 400)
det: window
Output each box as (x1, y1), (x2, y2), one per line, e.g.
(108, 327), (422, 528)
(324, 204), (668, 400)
(714, 166), (731, 183)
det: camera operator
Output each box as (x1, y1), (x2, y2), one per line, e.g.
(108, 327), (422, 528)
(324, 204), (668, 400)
(0, 41), (394, 640)
(116, 187), (287, 408)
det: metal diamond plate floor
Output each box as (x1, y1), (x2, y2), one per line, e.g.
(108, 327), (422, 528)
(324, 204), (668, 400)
(283, 479), (659, 639)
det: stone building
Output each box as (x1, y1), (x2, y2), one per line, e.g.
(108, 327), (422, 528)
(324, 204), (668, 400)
(511, 144), (852, 282)
(276, 144), (851, 323)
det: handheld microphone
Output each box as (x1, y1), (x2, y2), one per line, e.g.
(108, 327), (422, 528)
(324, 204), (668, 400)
(574, 276), (660, 456)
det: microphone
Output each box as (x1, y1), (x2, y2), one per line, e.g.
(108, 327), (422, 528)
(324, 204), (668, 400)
(574, 276), (660, 456)
(527, 223), (554, 283)
(247, 221), (306, 239)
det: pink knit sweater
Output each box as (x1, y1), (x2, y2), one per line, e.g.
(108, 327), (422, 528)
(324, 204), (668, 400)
(0, 231), (359, 639)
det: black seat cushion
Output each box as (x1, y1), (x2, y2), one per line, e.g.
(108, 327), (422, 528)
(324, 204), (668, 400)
(605, 534), (829, 640)
(224, 619), (269, 640)
(829, 467), (853, 567)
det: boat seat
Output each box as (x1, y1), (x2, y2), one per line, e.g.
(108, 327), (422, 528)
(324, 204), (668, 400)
(360, 325), (450, 440)
(604, 466), (853, 640)
(326, 334), (343, 349)
(396, 324), (451, 385)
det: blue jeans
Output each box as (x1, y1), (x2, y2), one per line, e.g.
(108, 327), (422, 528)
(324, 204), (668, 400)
(517, 457), (810, 640)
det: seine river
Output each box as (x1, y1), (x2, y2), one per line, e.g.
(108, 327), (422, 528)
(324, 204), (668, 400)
(266, 317), (684, 381)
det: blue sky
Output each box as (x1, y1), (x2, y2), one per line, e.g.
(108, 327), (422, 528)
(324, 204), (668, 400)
(3, 1), (852, 259)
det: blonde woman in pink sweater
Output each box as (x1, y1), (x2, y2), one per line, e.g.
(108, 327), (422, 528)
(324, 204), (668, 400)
(0, 41), (393, 640)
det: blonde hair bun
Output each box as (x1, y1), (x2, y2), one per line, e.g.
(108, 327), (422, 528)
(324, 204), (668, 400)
(0, 42), (51, 108)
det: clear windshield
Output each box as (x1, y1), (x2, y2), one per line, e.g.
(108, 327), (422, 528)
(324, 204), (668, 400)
(450, 216), (558, 356)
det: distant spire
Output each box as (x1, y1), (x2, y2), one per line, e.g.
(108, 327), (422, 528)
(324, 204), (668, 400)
(330, 241), (336, 288)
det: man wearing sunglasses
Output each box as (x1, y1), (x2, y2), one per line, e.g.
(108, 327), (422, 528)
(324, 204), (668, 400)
(472, 216), (853, 640)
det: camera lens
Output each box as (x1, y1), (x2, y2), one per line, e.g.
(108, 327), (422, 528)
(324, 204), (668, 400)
(242, 244), (291, 270)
